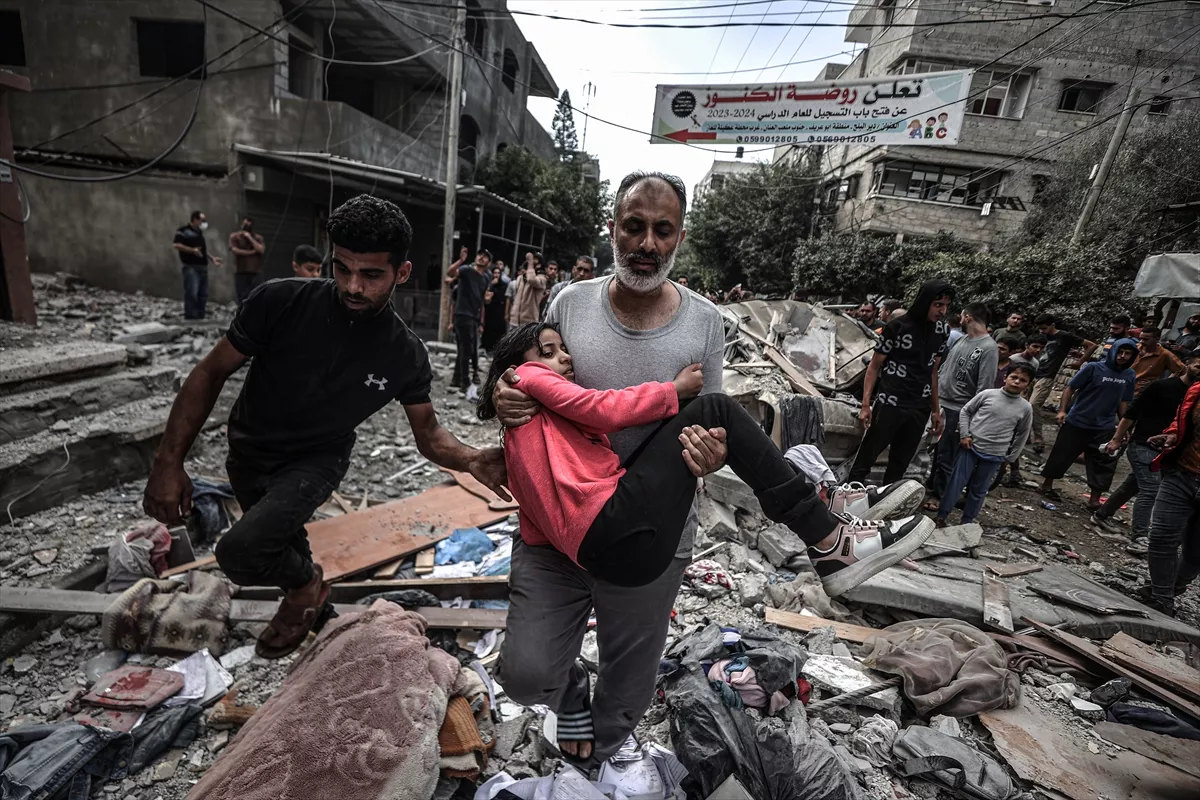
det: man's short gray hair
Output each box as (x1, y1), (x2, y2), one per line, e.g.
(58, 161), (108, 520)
(613, 171), (688, 223)
(576, 255), (595, 267)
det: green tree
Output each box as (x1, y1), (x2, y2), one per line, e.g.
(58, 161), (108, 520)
(681, 157), (821, 296)
(792, 231), (972, 299)
(475, 145), (610, 262)
(552, 91), (578, 160)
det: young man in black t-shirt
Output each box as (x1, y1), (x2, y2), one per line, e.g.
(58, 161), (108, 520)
(172, 210), (223, 319)
(446, 247), (494, 391)
(1029, 314), (1097, 451)
(849, 279), (954, 484)
(144, 195), (508, 659)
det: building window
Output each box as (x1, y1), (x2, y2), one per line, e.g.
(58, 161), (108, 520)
(136, 20), (206, 78)
(967, 71), (1032, 118)
(896, 58), (957, 75)
(880, 0), (897, 27)
(1058, 82), (1107, 114)
(871, 161), (1003, 207)
(1148, 95), (1172, 115)
(465, 0), (486, 55)
(825, 175), (860, 204)
(287, 36), (316, 98)
(0, 11), (25, 67)
(501, 48), (518, 92)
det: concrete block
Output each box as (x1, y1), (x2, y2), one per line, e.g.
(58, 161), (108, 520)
(698, 494), (739, 542)
(0, 342), (127, 391)
(114, 322), (182, 345)
(703, 467), (762, 515)
(801, 654), (901, 715)
(910, 523), (982, 560)
(737, 574), (767, 608)
(756, 525), (806, 568)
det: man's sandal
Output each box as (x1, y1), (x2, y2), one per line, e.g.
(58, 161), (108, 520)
(541, 661), (594, 765)
(255, 564), (330, 659)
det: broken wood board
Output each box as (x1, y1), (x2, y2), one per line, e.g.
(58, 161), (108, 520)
(1094, 721), (1200, 780)
(840, 558), (1200, 646)
(986, 562), (1043, 578)
(330, 491), (355, 515)
(415, 549), (435, 575)
(1100, 631), (1200, 704)
(1023, 618), (1200, 722)
(980, 697), (1200, 800)
(982, 574), (1014, 633)
(164, 482), (509, 582)
(0, 588), (506, 630)
(910, 523), (981, 560)
(439, 468), (519, 511)
(372, 559), (405, 579)
(1026, 579), (1149, 617)
(235, 576), (510, 603)
(764, 608), (881, 644)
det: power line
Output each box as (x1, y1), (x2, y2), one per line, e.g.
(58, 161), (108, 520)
(732, 1), (775, 73)
(703, 0), (743, 77)
(772, 0), (835, 82)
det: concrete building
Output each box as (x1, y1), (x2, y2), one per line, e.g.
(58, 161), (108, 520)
(1, 0), (559, 311)
(693, 158), (759, 202)
(774, 0), (1200, 247)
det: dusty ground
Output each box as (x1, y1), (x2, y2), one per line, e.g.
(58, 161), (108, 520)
(2, 275), (1196, 799)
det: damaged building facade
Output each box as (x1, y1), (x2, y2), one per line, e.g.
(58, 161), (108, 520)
(774, 0), (1200, 246)
(2, 0), (558, 306)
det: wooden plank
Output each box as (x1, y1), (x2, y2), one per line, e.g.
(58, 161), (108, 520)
(763, 347), (822, 397)
(1100, 631), (1200, 704)
(415, 549), (436, 575)
(1094, 721), (1200, 779)
(330, 491), (354, 514)
(983, 574), (1014, 633)
(764, 608), (881, 644)
(439, 468), (519, 512)
(372, 559), (405, 579)
(236, 575), (510, 603)
(986, 562), (1043, 578)
(1022, 617), (1200, 722)
(0, 588), (505, 630)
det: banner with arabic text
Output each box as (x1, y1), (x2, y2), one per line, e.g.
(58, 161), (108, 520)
(651, 70), (973, 147)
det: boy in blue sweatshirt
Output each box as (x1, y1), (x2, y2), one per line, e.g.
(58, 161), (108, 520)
(936, 364), (1034, 526)
(1040, 338), (1138, 507)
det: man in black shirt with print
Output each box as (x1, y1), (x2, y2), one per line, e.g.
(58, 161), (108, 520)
(849, 279), (954, 483)
(446, 246), (493, 391)
(145, 195), (508, 658)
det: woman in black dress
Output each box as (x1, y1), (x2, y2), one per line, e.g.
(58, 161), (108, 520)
(481, 266), (508, 355)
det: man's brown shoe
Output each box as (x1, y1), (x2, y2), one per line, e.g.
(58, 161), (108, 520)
(255, 564), (329, 659)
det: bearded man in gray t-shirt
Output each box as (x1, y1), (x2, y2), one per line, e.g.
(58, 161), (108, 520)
(491, 172), (729, 764)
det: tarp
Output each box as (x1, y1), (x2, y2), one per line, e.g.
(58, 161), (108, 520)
(1132, 252), (1200, 298)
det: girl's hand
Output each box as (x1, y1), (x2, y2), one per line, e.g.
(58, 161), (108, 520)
(673, 364), (704, 398)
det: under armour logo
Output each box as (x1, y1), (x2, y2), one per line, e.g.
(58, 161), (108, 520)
(364, 374), (388, 391)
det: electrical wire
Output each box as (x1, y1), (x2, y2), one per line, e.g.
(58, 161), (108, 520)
(732, 1), (775, 73)
(772, 0), (835, 82)
(703, 0), (742, 77)
(325, 0), (339, 216)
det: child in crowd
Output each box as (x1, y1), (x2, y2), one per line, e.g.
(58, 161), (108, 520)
(994, 336), (1020, 387)
(936, 364), (1034, 526)
(478, 323), (932, 595)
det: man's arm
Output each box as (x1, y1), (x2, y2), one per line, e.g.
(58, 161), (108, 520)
(930, 358), (944, 437)
(977, 346), (999, 397)
(251, 234), (266, 255)
(143, 338), (248, 523)
(1056, 385), (1074, 423)
(1009, 407), (1033, 461)
(173, 242), (201, 256)
(1079, 338), (1098, 362)
(404, 402), (510, 500)
(860, 352), (885, 426)
(1168, 350), (1185, 377)
(228, 233), (254, 256)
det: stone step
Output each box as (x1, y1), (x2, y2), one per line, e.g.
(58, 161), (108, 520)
(0, 341), (128, 396)
(0, 365), (179, 445)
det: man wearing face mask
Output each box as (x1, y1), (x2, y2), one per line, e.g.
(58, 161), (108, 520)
(228, 216), (266, 306)
(173, 210), (223, 319)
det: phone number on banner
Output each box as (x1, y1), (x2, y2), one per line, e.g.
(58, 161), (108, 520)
(735, 134), (878, 144)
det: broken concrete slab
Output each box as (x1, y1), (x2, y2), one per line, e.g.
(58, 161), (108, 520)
(1094, 721), (1200, 780)
(755, 525), (806, 568)
(910, 523), (982, 560)
(981, 697), (1200, 800)
(114, 322), (182, 345)
(737, 574), (767, 608)
(703, 467), (762, 516)
(839, 557), (1200, 645)
(0, 365), (178, 445)
(697, 494), (739, 542)
(0, 341), (128, 391)
(800, 654), (901, 715)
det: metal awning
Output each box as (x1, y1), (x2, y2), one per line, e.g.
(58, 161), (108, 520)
(232, 144), (551, 228)
(1133, 252), (1200, 298)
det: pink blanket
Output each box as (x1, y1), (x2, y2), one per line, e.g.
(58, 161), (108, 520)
(189, 602), (460, 800)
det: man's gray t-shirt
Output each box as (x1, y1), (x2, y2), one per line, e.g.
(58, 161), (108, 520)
(546, 276), (726, 558)
(938, 333), (999, 412)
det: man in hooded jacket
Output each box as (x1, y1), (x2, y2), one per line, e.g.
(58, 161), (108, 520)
(1039, 339), (1137, 508)
(849, 280), (955, 483)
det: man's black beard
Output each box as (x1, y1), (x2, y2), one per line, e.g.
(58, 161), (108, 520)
(338, 291), (388, 319)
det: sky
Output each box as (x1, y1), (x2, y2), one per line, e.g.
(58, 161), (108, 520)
(511, 0), (855, 196)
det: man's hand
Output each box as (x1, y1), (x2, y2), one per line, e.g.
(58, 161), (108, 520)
(212, 256), (224, 267)
(932, 409), (944, 438)
(1148, 433), (1178, 450)
(460, 245), (469, 261)
(859, 405), (872, 428)
(680, 425), (727, 477)
(494, 368), (541, 427)
(467, 447), (511, 502)
(1103, 438), (1120, 455)
(960, 436), (973, 450)
(143, 461), (193, 525)
(1055, 409), (1067, 424)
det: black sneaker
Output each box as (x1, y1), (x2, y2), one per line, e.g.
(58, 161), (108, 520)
(807, 514), (934, 597)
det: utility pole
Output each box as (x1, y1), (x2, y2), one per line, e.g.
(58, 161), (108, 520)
(437, 3), (466, 343)
(1070, 86), (1139, 247)
(579, 81), (596, 152)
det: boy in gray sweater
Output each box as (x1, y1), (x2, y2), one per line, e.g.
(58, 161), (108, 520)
(936, 363), (1034, 526)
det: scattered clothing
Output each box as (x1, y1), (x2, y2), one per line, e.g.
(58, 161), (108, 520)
(784, 444), (837, 488)
(706, 657), (790, 714)
(684, 559), (734, 591)
(358, 589), (441, 609)
(0, 723), (133, 800)
(82, 666), (184, 711)
(780, 395), (826, 448)
(128, 703), (205, 774)
(1107, 701), (1200, 741)
(435, 527), (496, 566)
(98, 522), (172, 593)
(101, 571), (232, 657)
(858, 619), (1020, 718)
(189, 602), (461, 800)
(190, 478), (234, 544)
(893, 725), (1020, 799)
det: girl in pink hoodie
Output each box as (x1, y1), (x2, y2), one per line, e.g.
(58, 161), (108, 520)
(478, 323), (931, 589)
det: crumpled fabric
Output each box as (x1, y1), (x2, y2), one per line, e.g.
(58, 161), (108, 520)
(667, 624), (808, 697)
(764, 568), (856, 622)
(436, 527), (495, 565)
(892, 726), (1020, 800)
(128, 703), (204, 774)
(857, 619), (1019, 718)
(780, 398), (826, 449)
(707, 658), (790, 714)
(851, 716), (899, 767)
(190, 478), (234, 544)
(98, 522), (172, 593)
(1107, 701), (1200, 741)
(358, 589), (441, 610)
(784, 444), (835, 487)
(685, 559), (734, 591)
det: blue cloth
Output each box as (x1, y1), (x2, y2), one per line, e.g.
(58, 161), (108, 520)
(1066, 338), (1136, 430)
(937, 446), (1002, 524)
(434, 527), (495, 565)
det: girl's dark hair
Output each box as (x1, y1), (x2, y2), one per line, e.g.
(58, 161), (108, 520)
(478, 322), (559, 422)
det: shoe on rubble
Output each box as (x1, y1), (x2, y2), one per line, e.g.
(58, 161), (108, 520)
(827, 480), (926, 521)
(1090, 512), (1124, 534)
(808, 514), (934, 597)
